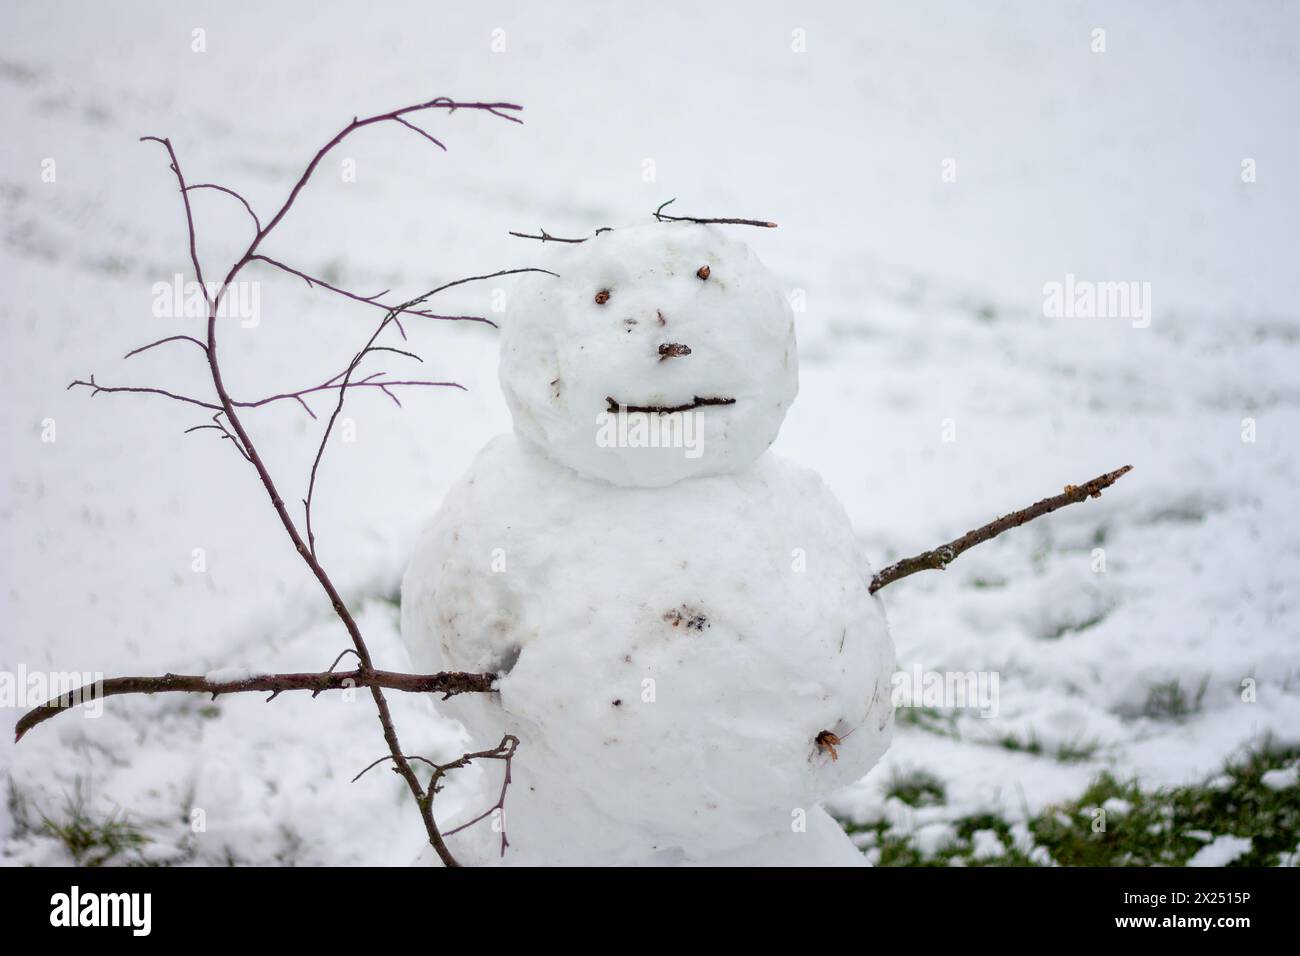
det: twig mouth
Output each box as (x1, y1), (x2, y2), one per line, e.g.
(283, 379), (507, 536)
(605, 395), (736, 415)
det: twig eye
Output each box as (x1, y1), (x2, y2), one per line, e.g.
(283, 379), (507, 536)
(696, 265), (710, 280)
(594, 289), (610, 305)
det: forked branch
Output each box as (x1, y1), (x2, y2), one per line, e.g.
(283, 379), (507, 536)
(36, 98), (529, 868)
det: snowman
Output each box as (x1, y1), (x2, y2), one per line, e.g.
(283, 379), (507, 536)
(401, 221), (895, 865)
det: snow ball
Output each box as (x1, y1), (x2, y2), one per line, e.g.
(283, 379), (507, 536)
(499, 222), (797, 487)
(400, 435), (894, 862)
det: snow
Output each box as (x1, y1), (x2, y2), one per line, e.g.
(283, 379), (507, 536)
(1101, 798), (1132, 817)
(202, 666), (262, 684)
(1008, 823), (1053, 867)
(400, 434), (894, 864)
(912, 821), (958, 858)
(500, 222), (797, 486)
(2, 0), (1298, 866)
(1186, 835), (1253, 868)
(1260, 766), (1298, 792)
(970, 829), (1006, 861)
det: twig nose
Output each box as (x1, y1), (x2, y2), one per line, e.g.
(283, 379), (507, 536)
(658, 343), (691, 361)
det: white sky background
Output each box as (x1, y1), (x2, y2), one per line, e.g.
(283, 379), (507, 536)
(1, 1), (1297, 864)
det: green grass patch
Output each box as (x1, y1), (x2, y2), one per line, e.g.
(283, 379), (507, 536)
(896, 705), (962, 740)
(997, 730), (1100, 763)
(883, 768), (946, 807)
(34, 780), (151, 867)
(7, 776), (202, 867)
(1142, 677), (1209, 720)
(840, 745), (1300, 866)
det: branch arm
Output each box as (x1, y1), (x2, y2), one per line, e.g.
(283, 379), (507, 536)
(15, 669), (497, 742)
(868, 465), (1133, 593)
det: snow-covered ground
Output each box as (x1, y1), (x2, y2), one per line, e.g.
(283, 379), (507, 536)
(2, 1), (1297, 865)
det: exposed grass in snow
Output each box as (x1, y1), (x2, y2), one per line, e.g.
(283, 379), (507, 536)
(897, 706), (1102, 764)
(839, 745), (1300, 867)
(1141, 677), (1210, 721)
(996, 731), (1101, 764)
(7, 777), (169, 867)
(883, 768), (947, 808)
(5, 772), (313, 867)
(9, 738), (1298, 867)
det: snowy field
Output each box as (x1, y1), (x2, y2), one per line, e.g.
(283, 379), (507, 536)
(2, 1), (1298, 865)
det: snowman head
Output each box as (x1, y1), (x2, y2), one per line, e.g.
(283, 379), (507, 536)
(500, 222), (798, 487)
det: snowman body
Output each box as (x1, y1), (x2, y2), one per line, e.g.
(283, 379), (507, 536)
(401, 224), (894, 865)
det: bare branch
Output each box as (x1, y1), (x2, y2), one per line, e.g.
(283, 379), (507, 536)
(322, 647), (362, 676)
(436, 735), (519, 858)
(184, 182), (262, 234)
(423, 266), (560, 295)
(124, 99), (527, 867)
(249, 255), (498, 328)
(508, 228), (593, 244)
(302, 297), (413, 555)
(239, 377), (465, 413)
(249, 99), (522, 255)
(123, 335), (208, 360)
(182, 411), (251, 461)
(653, 198), (777, 228)
(391, 116), (447, 152)
(14, 669), (498, 742)
(351, 753), (440, 783)
(367, 346), (424, 364)
(140, 136), (210, 303)
(868, 465), (1134, 594)
(69, 375), (220, 411)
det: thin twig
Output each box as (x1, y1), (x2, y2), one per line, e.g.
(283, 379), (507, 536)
(868, 465), (1134, 594)
(303, 302), (404, 554)
(423, 266), (561, 295)
(605, 395), (735, 414)
(250, 255), (498, 329)
(435, 735), (519, 858)
(123, 335), (208, 360)
(69, 376), (220, 411)
(140, 136), (209, 303)
(391, 115), (447, 151)
(351, 753), (441, 783)
(184, 183), (262, 234)
(653, 198), (777, 228)
(241, 377), (465, 412)
(508, 228), (592, 243)
(69, 374), (463, 416)
(249, 98), (520, 250)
